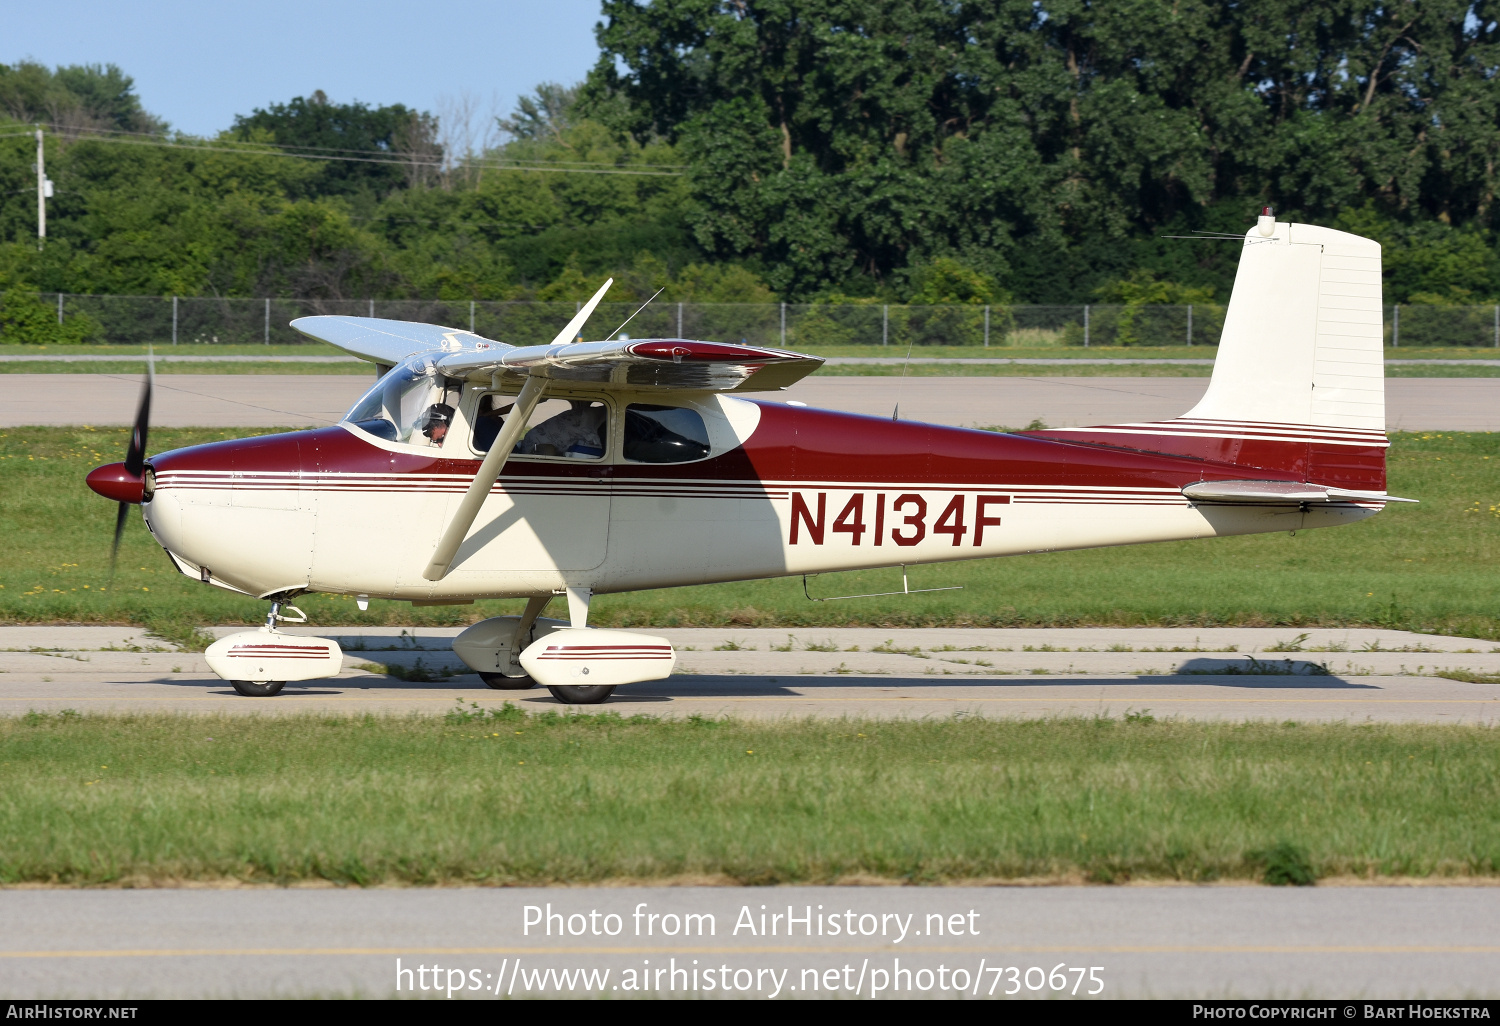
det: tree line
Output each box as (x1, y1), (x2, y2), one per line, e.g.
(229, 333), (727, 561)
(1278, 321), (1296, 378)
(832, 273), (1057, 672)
(3, 1), (1500, 323)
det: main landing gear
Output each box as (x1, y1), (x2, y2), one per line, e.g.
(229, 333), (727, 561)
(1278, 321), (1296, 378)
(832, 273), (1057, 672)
(455, 594), (618, 704)
(451, 589), (675, 705)
(204, 598), (344, 698)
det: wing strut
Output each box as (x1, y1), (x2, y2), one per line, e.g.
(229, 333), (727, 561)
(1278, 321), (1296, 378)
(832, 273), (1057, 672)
(422, 278), (615, 582)
(423, 374), (547, 581)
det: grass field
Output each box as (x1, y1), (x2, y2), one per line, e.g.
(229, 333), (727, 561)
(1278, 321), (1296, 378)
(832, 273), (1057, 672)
(1, 711), (1494, 886)
(2, 425), (1498, 644)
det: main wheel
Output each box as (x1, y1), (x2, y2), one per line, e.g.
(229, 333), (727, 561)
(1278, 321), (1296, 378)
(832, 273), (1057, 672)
(479, 671), (537, 690)
(230, 680), (285, 697)
(546, 684), (616, 705)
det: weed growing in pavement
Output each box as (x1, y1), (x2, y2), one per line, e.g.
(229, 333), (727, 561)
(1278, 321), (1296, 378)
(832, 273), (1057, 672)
(872, 639), (928, 658)
(1252, 842), (1318, 886)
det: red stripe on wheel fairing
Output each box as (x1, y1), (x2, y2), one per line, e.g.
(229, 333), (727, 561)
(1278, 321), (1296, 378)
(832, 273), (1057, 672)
(535, 655), (675, 661)
(227, 645), (330, 652)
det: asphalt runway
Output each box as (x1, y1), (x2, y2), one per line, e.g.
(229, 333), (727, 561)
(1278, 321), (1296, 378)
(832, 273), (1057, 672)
(6, 627), (1498, 722)
(2, 886), (1496, 999)
(7, 373), (1500, 430)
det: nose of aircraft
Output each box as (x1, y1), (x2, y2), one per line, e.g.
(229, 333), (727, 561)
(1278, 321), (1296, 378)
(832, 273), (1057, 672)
(87, 462), (146, 504)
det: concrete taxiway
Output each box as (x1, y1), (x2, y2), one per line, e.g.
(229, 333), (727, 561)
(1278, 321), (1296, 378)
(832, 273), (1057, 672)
(1, 886), (1495, 999)
(4, 627), (1496, 722)
(9, 373), (1500, 430)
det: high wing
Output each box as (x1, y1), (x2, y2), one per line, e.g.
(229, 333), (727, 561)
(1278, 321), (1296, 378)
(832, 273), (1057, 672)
(290, 315), (484, 368)
(435, 338), (822, 393)
(291, 317), (823, 393)
(296, 283), (825, 583)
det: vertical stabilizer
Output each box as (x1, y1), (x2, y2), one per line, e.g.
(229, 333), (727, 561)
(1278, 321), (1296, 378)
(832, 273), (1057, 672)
(1183, 218), (1384, 431)
(1028, 216), (1389, 490)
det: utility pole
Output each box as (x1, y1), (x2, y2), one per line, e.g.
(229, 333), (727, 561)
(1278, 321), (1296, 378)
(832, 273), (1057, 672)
(35, 126), (53, 249)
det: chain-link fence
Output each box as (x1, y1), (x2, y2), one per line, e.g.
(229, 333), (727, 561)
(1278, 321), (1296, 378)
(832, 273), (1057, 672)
(6, 292), (1500, 348)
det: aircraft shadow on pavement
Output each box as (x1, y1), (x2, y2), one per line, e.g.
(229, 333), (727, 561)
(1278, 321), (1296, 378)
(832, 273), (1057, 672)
(145, 661), (1375, 698)
(614, 670), (1377, 697)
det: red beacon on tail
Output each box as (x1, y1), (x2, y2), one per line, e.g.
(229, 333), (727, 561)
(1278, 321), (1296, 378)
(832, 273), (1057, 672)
(88, 216), (1413, 704)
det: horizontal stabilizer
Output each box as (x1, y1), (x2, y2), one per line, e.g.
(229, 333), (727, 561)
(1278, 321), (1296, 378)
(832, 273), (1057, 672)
(1182, 480), (1416, 504)
(435, 338), (823, 393)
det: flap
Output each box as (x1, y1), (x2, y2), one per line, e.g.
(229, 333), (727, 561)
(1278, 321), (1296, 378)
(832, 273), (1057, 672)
(434, 338), (823, 393)
(291, 316), (493, 366)
(1183, 480), (1417, 504)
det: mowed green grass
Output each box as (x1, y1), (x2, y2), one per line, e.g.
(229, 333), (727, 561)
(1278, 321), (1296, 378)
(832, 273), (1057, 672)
(1, 426), (1496, 641)
(2, 711), (1495, 885)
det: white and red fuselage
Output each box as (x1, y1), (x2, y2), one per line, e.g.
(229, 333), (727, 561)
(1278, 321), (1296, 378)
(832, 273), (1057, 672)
(135, 391), (1387, 605)
(88, 217), (1399, 694)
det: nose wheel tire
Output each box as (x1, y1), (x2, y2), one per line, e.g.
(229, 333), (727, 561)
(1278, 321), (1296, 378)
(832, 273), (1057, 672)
(546, 684), (615, 705)
(479, 671), (537, 690)
(230, 680), (285, 697)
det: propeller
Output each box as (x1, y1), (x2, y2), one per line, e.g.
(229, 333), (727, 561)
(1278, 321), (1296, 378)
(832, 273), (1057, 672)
(86, 349), (154, 583)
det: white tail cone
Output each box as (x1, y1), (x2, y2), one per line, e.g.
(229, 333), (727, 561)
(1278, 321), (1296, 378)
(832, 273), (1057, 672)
(519, 628), (676, 689)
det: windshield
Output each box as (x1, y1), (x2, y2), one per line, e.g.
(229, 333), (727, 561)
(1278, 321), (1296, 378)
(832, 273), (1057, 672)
(344, 359), (462, 447)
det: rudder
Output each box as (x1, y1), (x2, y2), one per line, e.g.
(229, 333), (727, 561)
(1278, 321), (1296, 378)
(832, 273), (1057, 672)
(1032, 213), (1389, 492)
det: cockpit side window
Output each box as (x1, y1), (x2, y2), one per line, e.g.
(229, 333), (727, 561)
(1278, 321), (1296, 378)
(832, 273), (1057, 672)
(623, 404), (712, 463)
(473, 394), (608, 461)
(344, 360), (462, 448)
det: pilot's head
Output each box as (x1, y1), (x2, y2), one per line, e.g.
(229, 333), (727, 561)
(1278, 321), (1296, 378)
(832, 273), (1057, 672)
(420, 403), (455, 443)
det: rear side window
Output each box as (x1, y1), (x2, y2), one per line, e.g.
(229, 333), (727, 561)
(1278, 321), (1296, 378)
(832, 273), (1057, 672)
(624, 404), (711, 464)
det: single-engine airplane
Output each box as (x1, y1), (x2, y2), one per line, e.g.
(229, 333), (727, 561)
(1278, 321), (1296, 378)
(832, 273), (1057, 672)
(86, 212), (1410, 703)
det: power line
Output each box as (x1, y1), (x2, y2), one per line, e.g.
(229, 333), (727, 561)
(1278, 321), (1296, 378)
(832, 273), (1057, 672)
(2, 123), (685, 177)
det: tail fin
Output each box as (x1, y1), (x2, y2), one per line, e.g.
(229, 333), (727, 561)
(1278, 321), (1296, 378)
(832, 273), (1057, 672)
(1183, 219), (1384, 433)
(1035, 216), (1388, 491)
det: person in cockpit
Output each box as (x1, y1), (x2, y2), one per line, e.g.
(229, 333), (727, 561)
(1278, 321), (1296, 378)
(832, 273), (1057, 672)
(419, 403), (454, 446)
(520, 401), (607, 458)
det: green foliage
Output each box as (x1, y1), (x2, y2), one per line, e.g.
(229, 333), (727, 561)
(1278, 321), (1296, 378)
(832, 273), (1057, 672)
(231, 91), (439, 200)
(10, 6), (1500, 311)
(0, 61), (163, 134)
(1088, 271), (1220, 346)
(907, 258), (1006, 305)
(1252, 842), (1319, 886)
(0, 290), (98, 344)
(1094, 270), (1215, 307)
(588, 0), (1500, 300)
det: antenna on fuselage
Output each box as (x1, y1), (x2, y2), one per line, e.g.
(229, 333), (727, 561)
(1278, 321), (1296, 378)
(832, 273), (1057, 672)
(603, 287), (666, 342)
(892, 332), (917, 420)
(803, 566), (962, 602)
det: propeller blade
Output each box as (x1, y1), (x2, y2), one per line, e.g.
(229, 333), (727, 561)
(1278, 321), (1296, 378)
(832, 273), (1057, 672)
(124, 346), (154, 476)
(110, 347), (153, 585)
(547, 279), (613, 348)
(108, 500), (129, 581)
